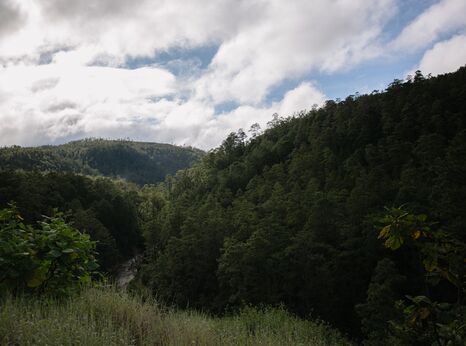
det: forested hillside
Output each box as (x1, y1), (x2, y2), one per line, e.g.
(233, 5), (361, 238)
(137, 68), (466, 342)
(0, 140), (202, 271)
(1, 67), (465, 344)
(0, 171), (143, 271)
(0, 139), (203, 185)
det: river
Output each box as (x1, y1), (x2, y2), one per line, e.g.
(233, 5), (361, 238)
(115, 255), (140, 289)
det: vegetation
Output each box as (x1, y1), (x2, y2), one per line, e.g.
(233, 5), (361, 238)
(0, 139), (203, 272)
(0, 286), (351, 346)
(1, 67), (465, 344)
(0, 172), (144, 271)
(376, 206), (466, 345)
(0, 206), (98, 295)
(0, 138), (204, 185)
(136, 67), (466, 342)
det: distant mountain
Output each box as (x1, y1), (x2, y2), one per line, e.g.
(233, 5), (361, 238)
(0, 138), (204, 185)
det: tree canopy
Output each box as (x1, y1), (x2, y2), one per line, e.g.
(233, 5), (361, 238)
(138, 67), (466, 340)
(0, 138), (204, 185)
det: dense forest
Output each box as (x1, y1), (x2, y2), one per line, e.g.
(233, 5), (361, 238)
(0, 139), (204, 185)
(1, 67), (465, 344)
(0, 140), (203, 271)
(136, 68), (466, 343)
(0, 172), (144, 271)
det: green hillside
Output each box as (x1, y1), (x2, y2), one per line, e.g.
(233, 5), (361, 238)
(1, 67), (465, 345)
(138, 68), (466, 343)
(0, 138), (204, 185)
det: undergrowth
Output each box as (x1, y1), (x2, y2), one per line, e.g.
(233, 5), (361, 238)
(0, 286), (351, 345)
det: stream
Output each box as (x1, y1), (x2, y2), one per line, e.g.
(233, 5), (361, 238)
(115, 255), (141, 289)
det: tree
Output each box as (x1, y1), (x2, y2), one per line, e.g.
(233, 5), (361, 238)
(0, 205), (98, 296)
(248, 123), (261, 138)
(377, 206), (466, 345)
(356, 258), (405, 345)
(136, 66), (466, 337)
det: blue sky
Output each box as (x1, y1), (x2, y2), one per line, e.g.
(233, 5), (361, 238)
(0, 0), (465, 149)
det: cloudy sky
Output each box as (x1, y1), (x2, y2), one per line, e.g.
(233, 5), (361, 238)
(0, 0), (465, 149)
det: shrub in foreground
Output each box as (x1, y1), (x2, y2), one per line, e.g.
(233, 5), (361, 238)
(0, 206), (98, 295)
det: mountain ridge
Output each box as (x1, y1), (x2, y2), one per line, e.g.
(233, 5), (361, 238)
(0, 138), (204, 185)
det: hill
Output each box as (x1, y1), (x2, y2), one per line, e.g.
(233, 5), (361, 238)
(0, 171), (145, 271)
(0, 139), (203, 271)
(1, 67), (465, 344)
(0, 138), (204, 185)
(138, 67), (466, 342)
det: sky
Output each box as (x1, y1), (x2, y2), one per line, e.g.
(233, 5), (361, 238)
(0, 0), (465, 149)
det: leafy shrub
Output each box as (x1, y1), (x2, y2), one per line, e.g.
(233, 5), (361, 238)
(0, 205), (98, 295)
(377, 206), (466, 345)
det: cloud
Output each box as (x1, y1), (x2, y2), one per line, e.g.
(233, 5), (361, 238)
(0, 0), (401, 149)
(0, 60), (324, 149)
(0, 62), (176, 146)
(278, 82), (325, 116)
(391, 0), (466, 52)
(189, 82), (326, 149)
(194, 0), (395, 105)
(417, 34), (466, 75)
(8, 0), (465, 150)
(0, 0), (24, 37)
(387, 0), (466, 77)
(0, 0), (254, 62)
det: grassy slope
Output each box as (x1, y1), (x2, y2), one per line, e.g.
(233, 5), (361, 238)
(0, 286), (351, 346)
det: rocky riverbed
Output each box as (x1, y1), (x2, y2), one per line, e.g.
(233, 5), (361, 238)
(116, 255), (141, 289)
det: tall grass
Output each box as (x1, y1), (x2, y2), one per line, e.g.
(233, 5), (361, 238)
(0, 286), (352, 345)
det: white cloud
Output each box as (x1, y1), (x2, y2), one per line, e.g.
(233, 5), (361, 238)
(278, 82), (325, 116)
(391, 0), (466, 51)
(194, 0), (395, 105)
(0, 60), (324, 149)
(0, 0), (253, 61)
(10, 0), (464, 150)
(0, 63), (176, 145)
(189, 82), (326, 149)
(0, 0), (398, 149)
(417, 34), (466, 75)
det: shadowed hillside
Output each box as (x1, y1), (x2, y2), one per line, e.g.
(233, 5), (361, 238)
(0, 138), (204, 185)
(138, 67), (466, 342)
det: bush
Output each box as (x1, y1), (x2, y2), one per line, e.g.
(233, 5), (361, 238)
(0, 205), (98, 295)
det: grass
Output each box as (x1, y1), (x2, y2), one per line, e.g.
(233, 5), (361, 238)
(0, 286), (352, 345)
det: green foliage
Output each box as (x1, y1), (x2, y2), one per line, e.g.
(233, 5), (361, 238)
(392, 296), (466, 346)
(0, 138), (202, 272)
(138, 66), (466, 337)
(378, 206), (466, 299)
(0, 138), (204, 185)
(0, 205), (98, 295)
(3, 66), (466, 341)
(0, 171), (144, 271)
(356, 259), (406, 345)
(377, 206), (466, 345)
(377, 206), (428, 250)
